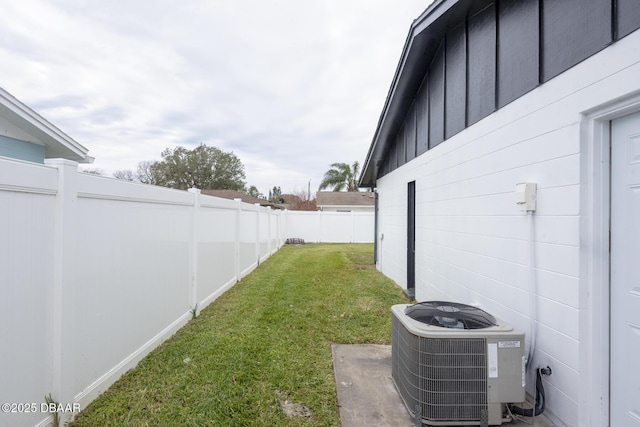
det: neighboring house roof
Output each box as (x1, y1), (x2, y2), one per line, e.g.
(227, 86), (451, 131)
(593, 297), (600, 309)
(0, 87), (92, 163)
(201, 189), (284, 209)
(316, 191), (375, 208)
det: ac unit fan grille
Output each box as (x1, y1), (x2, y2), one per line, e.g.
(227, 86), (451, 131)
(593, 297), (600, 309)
(392, 315), (488, 423)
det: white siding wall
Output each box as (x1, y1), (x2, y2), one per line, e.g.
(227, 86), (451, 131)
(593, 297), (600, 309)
(375, 29), (640, 427)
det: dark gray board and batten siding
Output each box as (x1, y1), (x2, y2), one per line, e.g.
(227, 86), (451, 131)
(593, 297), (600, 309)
(369, 0), (640, 186)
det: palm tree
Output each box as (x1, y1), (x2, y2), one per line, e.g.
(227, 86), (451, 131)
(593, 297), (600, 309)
(318, 161), (360, 192)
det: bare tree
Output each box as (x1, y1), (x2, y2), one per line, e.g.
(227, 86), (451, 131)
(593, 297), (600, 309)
(136, 161), (158, 185)
(285, 189), (317, 211)
(80, 168), (105, 176)
(113, 170), (136, 181)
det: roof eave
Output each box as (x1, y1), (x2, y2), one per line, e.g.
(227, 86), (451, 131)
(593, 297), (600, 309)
(359, 0), (467, 188)
(0, 88), (90, 162)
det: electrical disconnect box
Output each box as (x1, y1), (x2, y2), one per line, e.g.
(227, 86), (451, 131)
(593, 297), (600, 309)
(515, 183), (537, 211)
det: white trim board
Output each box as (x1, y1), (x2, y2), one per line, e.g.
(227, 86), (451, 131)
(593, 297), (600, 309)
(580, 90), (640, 426)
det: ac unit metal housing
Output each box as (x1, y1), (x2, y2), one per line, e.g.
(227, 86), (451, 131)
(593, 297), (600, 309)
(391, 303), (525, 426)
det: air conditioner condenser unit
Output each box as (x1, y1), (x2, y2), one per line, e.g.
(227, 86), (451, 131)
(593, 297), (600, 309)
(391, 302), (526, 426)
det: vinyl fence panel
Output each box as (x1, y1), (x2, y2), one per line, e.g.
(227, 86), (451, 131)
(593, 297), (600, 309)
(0, 157), (373, 427)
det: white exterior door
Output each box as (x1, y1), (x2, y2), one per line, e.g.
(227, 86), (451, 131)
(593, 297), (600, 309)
(610, 112), (640, 426)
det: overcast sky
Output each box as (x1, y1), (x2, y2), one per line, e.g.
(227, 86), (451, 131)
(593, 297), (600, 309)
(0, 0), (431, 196)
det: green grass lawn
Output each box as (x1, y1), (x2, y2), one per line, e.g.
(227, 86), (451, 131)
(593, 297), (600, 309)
(69, 243), (407, 427)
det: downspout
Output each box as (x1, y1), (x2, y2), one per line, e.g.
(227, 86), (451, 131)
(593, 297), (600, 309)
(374, 189), (379, 265)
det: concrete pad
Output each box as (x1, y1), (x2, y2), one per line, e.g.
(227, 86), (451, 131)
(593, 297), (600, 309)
(332, 344), (412, 427)
(331, 344), (556, 427)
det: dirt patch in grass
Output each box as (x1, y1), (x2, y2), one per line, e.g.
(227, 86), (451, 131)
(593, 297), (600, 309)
(345, 251), (375, 269)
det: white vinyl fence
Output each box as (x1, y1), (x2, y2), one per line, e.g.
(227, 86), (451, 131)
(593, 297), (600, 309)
(283, 210), (374, 243)
(0, 157), (373, 427)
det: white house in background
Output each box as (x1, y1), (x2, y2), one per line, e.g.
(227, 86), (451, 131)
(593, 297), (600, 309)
(359, 1), (640, 426)
(315, 191), (374, 212)
(0, 87), (92, 163)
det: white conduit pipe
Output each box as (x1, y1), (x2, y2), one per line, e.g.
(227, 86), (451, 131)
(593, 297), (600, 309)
(526, 210), (537, 371)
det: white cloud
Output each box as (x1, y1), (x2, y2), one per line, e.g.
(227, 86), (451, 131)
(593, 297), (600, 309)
(0, 0), (431, 195)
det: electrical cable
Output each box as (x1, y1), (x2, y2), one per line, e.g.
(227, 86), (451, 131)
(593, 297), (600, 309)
(526, 210), (537, 370)
(509, 367), (550, 417)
